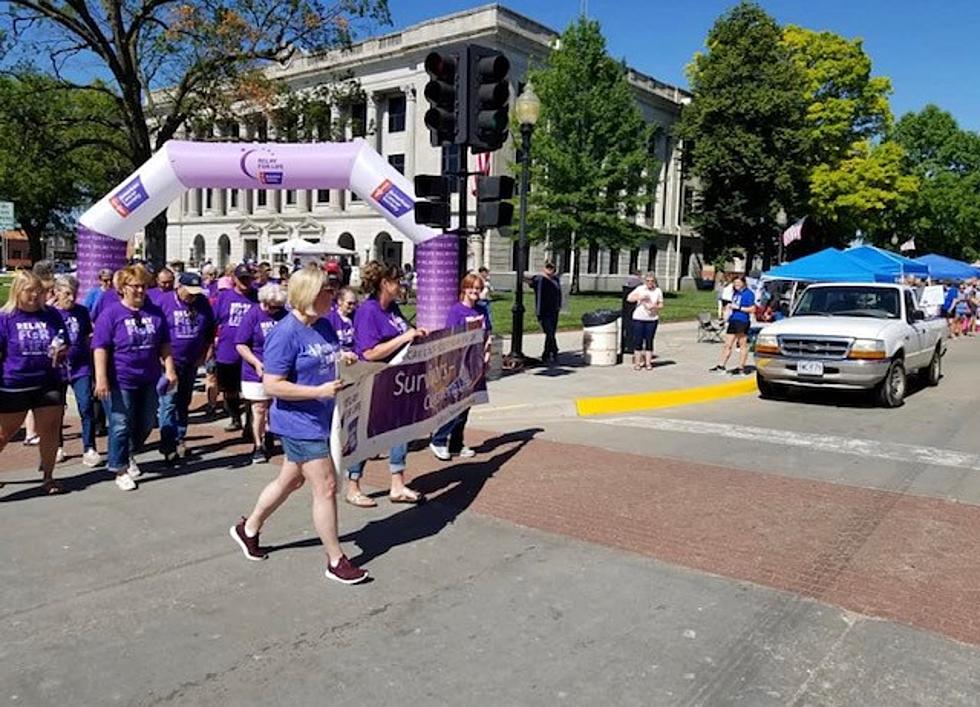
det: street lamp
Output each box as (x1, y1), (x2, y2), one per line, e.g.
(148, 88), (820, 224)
(509, 82), (541, 361)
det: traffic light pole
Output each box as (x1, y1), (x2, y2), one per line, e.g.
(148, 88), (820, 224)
(510, 124), (532, 360)
(456, 147), (469, 282)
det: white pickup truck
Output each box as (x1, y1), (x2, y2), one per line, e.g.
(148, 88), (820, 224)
(754, 282), (948, 407)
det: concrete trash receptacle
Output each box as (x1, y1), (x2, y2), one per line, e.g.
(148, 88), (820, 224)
(583, 319), (620, 366)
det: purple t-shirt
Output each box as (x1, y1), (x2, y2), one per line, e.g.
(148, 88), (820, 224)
(157, 291), (215, 368)
(56, 304), (93, 382)
(326, 308), (355, 351)
(264, 313), (342, 439)
(353, 298), (409, 361)
(445, 302), (491, 331)
(147, 287), (174, 309)
(234, 305), (287, 383)
(92, 301), (170, 389)
(0, 307), (68, 389)
(91, 287), (120, 322)
(214, 289), (257, 364)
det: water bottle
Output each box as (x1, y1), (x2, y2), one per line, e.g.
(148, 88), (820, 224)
(49, 329), (66, 363)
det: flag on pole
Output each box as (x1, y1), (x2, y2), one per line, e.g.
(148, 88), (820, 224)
(782, 216), (806, 247)
(899, 237), (916, 252)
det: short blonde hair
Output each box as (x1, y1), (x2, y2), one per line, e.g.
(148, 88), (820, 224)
(287, 264), (328, 316)
(258, 283), (288, 307)
(1, 270), (43, 313)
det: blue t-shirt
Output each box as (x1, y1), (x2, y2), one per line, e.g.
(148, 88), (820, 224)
(263, 313), (342, 440)
(729, 288), (755, 323)
(943, 287), (959, 311)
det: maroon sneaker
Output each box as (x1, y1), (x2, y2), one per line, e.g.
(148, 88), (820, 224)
(325, 555), (368, 585)
(229, 517), (267, 561)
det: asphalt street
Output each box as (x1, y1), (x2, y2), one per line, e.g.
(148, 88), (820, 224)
(2, 329), (980, 706)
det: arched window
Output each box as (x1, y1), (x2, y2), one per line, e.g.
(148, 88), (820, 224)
(338, 232), (355, 251)
(218, 234), (231, 268)
(192, 234), (205, 266)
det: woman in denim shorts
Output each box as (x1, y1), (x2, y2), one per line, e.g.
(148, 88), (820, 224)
(229, 265), (367, 585)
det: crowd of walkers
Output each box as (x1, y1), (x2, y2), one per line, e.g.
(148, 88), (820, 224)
(1, 257), (492, 585)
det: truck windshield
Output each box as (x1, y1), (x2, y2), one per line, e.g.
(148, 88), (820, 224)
(794, 286), (900, 319)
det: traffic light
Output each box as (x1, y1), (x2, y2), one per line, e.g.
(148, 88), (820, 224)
(475, 176), (514, 229)
(423, 50), (462, 146)
(466, 46), (511, 152)
(413, 175), (451, 229)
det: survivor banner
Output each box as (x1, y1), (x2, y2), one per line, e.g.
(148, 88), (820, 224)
(330, 325), (489, 472)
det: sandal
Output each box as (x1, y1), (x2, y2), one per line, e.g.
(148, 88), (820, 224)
(23, 434), (40, 446)
(41, 480), (65, 495)
(345, 491), (377, 508)
(632, 364), (643, 371)
(389, 489), (424, 504)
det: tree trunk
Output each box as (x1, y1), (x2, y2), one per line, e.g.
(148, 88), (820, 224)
(23, 223), (45, 263)
(145, 211), (169, 266)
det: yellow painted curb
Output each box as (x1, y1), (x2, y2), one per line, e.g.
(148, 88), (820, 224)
(576, 377), (759, 417)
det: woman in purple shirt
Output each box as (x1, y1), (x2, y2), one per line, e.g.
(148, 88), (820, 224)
(229, 265), (367, 585)
(53, 275), (101, 468)
(235, 283), (288, 464)
(214, 265), (257, 433)
(0, 270), (70, 494)
(429, 273), (492, 461)
(93, 265), (177, 491)
(325, 287), (357, 352)
(344, 261), (427, 508)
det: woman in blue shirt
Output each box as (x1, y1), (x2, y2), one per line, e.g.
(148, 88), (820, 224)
(709, 276), (755, 375)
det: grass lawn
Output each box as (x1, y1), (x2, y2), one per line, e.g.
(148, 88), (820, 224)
(401, 289), (717, 337)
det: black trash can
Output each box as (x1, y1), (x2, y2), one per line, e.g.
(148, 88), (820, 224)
(621, 285), (637, 355)
(581, 309), (620, 327)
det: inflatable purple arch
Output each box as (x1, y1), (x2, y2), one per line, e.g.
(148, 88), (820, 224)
(77, 138), (458, 330)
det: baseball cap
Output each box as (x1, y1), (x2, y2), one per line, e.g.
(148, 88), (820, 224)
(324, 261), (342, 275)
(178, 271), (204, 295)
(234, 264), (254, 280)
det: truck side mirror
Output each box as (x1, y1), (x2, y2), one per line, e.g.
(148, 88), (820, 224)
(912, 309), (925, 321)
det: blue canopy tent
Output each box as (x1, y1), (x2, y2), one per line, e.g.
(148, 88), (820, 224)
(913, 253), (980, 281)
(844, 245), (930, 281)
(763, 248), (881, 282)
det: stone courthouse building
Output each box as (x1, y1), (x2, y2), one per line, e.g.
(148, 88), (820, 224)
(164, 4), (702, 290)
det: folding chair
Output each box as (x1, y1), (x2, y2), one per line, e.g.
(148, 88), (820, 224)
(696, 312), (724, 343)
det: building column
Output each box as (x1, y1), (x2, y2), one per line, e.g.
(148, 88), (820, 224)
(330, 104), (344, 211)
(403, 85), (417, 178)
(371, 93), (384, 155)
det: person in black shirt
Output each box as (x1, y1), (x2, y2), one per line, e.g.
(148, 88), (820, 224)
(526, 261), (562, 363)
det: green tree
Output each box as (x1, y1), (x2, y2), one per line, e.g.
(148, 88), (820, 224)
(0, 70), (127, 262)
(677, 2), (808, 266)
(523, 17), (656, 291)
(783, 26), (916, 245)
(1, 0), (390, 265)
(892, 106), (980, 259)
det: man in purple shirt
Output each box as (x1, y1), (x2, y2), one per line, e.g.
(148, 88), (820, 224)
(147, 267), (176, 308)
(157, 272), (216, 461)
(214, 264), (257, 432)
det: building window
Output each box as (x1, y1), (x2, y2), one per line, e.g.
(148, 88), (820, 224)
(387, 153), (405, 174)
(350, 190), (361, 202)
(587, 243), (599, 274)
(608, 248), (620, 275)
(647, 244), (658, 272)
(230, 190), (238, 209)
(316, 189), (330, 203)
(442, 144), (460, 193)
(351, 102), (367, 138)
(204, 189), (213, 210)
(388, 95), (406, 133)
(285, 190), (296, 205)
(257, 190), (267, 207)
(628, 249), (639, 274)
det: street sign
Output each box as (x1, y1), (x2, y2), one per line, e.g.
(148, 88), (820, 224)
(0, 201), (14, 231)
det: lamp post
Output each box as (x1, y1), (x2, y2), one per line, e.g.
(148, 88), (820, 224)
(509, 82), (541, 360)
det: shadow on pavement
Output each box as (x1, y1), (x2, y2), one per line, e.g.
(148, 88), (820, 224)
(755, 371), (932, 408)
(268, 427), (543, 565)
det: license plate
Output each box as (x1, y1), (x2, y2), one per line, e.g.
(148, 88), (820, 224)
(799, 361), (824, 376)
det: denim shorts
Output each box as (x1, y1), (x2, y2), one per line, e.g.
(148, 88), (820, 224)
(280, 435), (330, 464)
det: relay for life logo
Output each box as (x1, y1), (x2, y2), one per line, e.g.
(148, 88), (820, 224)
(372, 179), (413, 218)
(109, 176), (150, 218)
(239, 147), (284, 185)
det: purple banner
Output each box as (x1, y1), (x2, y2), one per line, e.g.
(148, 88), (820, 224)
(415, 234), (459, 331)
(77, 224), (128, 301)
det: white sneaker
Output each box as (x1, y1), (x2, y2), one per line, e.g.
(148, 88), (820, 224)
(55, 447), (66, 463)
(115, 473), (137, 491)
(176, 441), (188, 459)
(429, 442), (451, 461)
(127, 458), (142, 479)
(82, 449), (102, 467)
(458, 446), (476, 458)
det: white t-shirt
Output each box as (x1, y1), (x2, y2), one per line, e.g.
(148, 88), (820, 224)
(630, 285), (664, 321)
(721, 283), (735, 303)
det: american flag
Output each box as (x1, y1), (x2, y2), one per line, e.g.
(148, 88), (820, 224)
(900, 237), (916, 252)
(782, 216), (806, 247)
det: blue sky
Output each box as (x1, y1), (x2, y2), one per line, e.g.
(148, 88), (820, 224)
(387, 0), (980, 132)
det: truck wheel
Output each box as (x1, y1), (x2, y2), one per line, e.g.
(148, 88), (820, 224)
(924, 348), (942, 387)
(756, 374), (784, 399)
(876, 359), (906, 407)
